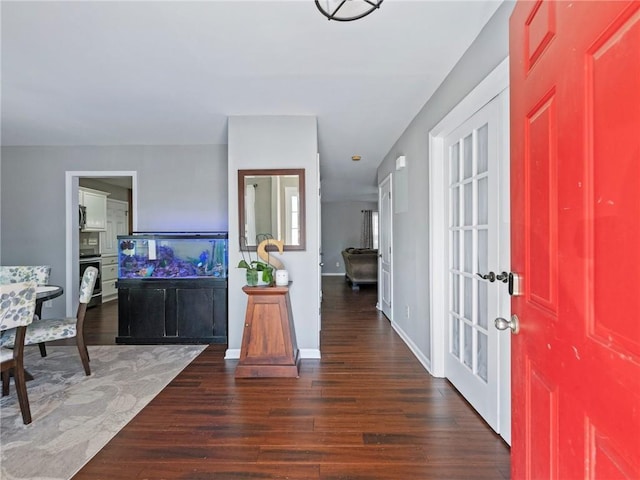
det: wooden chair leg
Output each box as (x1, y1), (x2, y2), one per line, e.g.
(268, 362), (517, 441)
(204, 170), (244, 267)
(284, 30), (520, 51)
(38, 342), (47, 357)
(76, 335), (91, 376)
(76, 302), (91, 375)
(13, 361), (32, 424)
(1, 370), (10, 396)
(12, 326), (32, 424)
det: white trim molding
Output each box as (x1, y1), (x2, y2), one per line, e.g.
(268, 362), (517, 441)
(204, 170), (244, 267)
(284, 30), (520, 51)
(392, 321), (431, 373)
(299, 349), (321, 359)
(225, 349), (241, 359)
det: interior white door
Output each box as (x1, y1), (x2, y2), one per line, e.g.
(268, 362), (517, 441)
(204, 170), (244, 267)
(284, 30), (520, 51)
(317, 153), (322, 325)
(444, 93), (510, 434)
(378, 174), (392, 320)
(101, 199), (129, 255)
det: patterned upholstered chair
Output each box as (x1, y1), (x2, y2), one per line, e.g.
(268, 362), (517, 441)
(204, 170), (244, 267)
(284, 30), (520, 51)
(0, 265), (51, 286)
(0, 265), (52, 357)
(1, 267), (98, 376)
(0, 282), (37, 424)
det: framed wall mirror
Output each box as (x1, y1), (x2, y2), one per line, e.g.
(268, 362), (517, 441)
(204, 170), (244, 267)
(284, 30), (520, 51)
(238, 169), (306, 251)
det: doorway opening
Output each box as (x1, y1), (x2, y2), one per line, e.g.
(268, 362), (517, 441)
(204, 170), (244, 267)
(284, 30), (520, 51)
(64, 171), (138, 317)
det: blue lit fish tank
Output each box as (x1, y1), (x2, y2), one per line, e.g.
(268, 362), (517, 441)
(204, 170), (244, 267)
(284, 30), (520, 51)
(117, 232), (228, 279)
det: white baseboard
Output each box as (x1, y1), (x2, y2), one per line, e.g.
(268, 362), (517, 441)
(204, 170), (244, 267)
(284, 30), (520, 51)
(391, 321), (439, 377)
(225, 348), (321, 360)
(225, 349), (240, 359)
(299, 349), (321, 359)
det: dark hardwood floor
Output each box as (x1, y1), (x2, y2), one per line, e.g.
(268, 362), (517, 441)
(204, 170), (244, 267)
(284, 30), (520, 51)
(71, 277), (511, 479)
(47, 297), (119, 347)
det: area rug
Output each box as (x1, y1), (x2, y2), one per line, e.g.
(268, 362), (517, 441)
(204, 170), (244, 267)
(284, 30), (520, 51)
(0, 344), (206, 480)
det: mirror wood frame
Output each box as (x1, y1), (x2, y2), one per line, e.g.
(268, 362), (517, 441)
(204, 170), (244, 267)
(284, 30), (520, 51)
(238, 168), (306, 251)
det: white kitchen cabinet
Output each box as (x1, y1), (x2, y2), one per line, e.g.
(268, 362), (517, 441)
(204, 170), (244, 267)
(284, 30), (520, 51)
(79, 187), (108, 231)
(100, 199), (129, 256)
(101, 255), (118, 302)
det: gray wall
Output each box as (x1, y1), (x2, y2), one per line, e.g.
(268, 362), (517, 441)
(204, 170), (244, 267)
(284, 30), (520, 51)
(0, 156), (2, 264)
(1, 144), (228, 317)
(228, 116), (320, 357)
(376, 2), (514, 365)
(321, 200), (377, 275)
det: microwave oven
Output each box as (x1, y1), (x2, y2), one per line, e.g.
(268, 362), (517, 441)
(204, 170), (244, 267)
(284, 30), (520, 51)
(79, 205), (87, 230)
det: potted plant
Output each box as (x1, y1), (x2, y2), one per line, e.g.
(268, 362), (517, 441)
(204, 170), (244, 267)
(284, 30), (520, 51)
(237, 259), (274, 286)
(238, 236), (274, 286)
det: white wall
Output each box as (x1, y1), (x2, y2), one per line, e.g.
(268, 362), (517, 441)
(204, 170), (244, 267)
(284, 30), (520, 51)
(227, 116), (320, 358)
(1, 144), (228, 317)
(376, 2), (514, 368)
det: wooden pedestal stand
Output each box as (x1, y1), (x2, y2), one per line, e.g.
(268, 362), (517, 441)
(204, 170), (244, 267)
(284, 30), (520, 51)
(235, 283), (300, 378)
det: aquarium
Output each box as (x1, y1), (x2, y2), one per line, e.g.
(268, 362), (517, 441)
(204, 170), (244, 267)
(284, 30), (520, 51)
(117, 232), (228, 279)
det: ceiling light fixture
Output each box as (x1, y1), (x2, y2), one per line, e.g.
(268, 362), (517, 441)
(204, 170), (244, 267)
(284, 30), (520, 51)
(351, 155), (361, 161)
(315, 0), (384, 22)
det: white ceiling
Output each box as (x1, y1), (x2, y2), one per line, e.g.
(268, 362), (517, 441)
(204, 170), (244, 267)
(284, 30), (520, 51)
(1, 0), (502, 202)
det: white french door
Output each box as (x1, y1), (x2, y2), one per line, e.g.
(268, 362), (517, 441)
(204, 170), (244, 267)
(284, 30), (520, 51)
(444, 92), (509, 435)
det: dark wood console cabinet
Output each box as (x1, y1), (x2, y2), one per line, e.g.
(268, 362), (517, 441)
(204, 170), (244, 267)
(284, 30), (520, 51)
(116, 278), (227, 344)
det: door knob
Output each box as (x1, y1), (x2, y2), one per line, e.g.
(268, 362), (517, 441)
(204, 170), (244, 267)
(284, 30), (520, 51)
(494, 315), (520, 334)
(476, 271), (496, 282)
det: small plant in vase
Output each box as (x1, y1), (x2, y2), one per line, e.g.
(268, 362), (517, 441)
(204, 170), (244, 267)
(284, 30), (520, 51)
(238, 237), (274, 286)
(237, 259), (274, 286)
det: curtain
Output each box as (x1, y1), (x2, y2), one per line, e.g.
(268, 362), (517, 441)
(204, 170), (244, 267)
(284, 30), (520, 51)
(360, 209), (373, 248)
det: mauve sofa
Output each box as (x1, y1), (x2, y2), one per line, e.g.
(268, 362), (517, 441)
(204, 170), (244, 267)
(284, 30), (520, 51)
(341, 248), (378, 289)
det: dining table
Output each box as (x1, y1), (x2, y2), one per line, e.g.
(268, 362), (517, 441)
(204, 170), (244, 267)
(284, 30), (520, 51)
(35, 285), (64, 318)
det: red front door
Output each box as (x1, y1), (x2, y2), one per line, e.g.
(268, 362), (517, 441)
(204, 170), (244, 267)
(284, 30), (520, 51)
(510, 1), (640, 478)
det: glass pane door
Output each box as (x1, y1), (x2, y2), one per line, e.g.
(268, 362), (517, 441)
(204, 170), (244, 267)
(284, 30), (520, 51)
(449, 125), (490, 382)
(443, 94), (503, 432)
